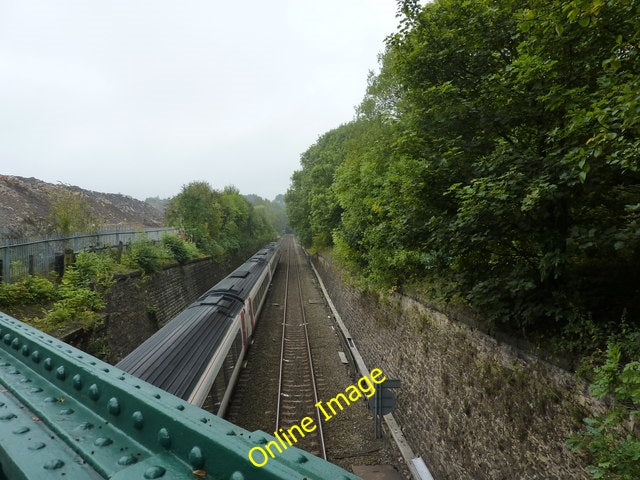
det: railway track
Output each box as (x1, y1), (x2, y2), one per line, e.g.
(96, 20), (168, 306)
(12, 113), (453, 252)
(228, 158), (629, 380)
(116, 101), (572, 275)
(275, 239), (327, 459)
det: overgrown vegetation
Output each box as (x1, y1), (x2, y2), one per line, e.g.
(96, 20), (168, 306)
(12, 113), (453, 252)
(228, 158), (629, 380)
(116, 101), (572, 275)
(285, 1), (640, 476)
(568, 341), (640, 480)
(48, 185), (101, 234)
(0, 234), (202, 333)
(164, 182), (277, 259)
(122, 235), (201, 273)
(286, 0), (640, 356)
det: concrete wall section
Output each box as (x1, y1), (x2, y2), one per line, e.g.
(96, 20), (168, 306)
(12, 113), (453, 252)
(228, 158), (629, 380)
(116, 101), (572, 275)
(312, 253), (593, 480)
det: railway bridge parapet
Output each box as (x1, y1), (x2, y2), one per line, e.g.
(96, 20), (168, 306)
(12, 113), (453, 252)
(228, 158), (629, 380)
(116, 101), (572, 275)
(0, 311), (360, 480)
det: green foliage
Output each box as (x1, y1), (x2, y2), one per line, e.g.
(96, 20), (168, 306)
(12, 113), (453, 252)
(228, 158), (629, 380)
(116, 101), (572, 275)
(285, 123), (362, 249)
(244, 193), (289, 234)
(48, 186), (101, 234)
(285, 0), (640, 354)
(123, 238), (169, 274)
(0, 275), (55, 306)
(568, 342), (640, 480)
(73, 251), (116, 288)
(161, 234), (200, 264)
(165, 181), (222, 252)
(165, 181), (276, 258)
(39, 260), (107, 330)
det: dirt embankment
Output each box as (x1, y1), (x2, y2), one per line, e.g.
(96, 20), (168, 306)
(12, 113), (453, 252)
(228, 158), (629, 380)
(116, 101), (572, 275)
(0, 175), (163, 237)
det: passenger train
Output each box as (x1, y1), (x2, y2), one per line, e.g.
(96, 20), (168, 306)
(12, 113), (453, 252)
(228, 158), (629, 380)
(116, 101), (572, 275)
(117, 241), (280, 416)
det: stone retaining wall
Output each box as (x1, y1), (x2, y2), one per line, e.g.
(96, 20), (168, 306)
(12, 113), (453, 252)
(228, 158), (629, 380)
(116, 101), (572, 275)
(102, 256), (234, 363)
(313, 253), (594, 480)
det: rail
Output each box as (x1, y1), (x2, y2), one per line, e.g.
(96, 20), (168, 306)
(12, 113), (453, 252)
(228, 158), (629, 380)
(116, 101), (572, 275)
(275, 241), (327, 459)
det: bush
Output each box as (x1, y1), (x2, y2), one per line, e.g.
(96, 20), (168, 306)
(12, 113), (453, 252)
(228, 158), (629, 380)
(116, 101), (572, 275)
(568, 342), (640, 480)
(162, 234), (199, 264)
(23, 275), (56, 302)
(0, 275), (55, 306)
(73, 251), (116, 288)
(0, 281), (28, 306)
(41, 264), (105, 329)
(123, 238), (169, 274)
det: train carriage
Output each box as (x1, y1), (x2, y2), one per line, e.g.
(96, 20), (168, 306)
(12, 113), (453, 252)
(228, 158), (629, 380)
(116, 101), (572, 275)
(117, 241), (280, 416)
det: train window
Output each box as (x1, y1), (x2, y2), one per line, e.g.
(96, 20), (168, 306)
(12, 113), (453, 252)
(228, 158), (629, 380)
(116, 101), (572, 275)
(255, 275), (269, 308)
(211, 372), (227, 412)
(223, 331), (243, 383)
(203, 331), (243, 414)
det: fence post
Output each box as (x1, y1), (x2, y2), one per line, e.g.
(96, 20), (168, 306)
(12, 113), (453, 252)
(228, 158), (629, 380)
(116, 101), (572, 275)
(116, 241), (124, 263)
(64, 248), (75, 273)
(28, 255), (34, 275)
(3, 246), (9, 283)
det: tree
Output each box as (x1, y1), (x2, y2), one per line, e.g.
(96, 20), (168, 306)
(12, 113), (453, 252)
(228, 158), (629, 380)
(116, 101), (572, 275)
(165, 181), (223, 252)
(285, 0), (640, 354)
(165, 181), (275, 257)
(48, 186), (100, 234)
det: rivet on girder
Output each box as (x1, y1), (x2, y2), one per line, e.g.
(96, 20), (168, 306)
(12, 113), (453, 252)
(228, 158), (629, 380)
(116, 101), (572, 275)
(200, 417), (208, 423)
(12, 426), (30, 434)
(189, 446), (204, 469)
(43, 459), (65, 470)
(31, 350), (41, 363)
(76, 422), (94, 431)
(132, 411), (144, 430)
(19, 378), (31, 383)
(72, 374), (82, 390)
(8, 367), (19, 374)
(28, 442), (46, 450)
(3, 333), (11, 345)
(143, 466), (166, 479)
(10, 337), (20, 349)
(30, 387), (43, 393)
(230, 472), (245, 480)
(257, 437), (268, 445)
(88, 384), (100, 401)
(226, 430), (236, 436)
(21, 344), (29, 356)
(60, 408), (75, 415)
(118, 454), (138, 466)
(295, 454), (308, 464)
(94, 437), (113, 447)
(43, 358), (53, 371)
(157, 428), (171, 449)
(44, 397), (59, 403)
(176, 405), (185, 411)
(0, 413), (17, 421)
(107, 397), (121, 416)
(56, 365), (66, 380)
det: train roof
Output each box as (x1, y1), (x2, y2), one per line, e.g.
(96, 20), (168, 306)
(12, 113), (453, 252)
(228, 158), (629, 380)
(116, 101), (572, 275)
(116, 242), (279, 399)
(116, 299), (241, 399)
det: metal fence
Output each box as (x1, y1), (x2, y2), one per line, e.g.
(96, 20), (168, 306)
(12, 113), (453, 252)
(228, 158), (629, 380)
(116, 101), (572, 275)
(0, 226), (178, 283)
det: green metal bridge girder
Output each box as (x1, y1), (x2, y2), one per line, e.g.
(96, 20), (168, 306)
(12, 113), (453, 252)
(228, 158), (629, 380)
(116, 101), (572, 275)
(0, 312), (361, 480)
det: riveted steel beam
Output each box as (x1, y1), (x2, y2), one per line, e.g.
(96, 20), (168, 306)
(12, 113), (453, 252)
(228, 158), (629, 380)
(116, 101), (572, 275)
(0, 312), (361, 480)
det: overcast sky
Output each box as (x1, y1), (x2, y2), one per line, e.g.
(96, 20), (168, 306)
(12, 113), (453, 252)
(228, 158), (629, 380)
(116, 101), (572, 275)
(0, 1), (400, 201)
